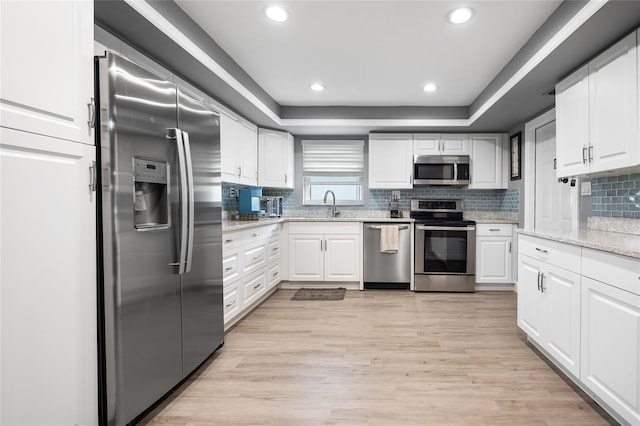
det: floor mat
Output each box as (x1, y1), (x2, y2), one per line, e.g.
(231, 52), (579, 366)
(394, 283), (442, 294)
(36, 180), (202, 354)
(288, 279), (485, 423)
(290, 288), (346, 301)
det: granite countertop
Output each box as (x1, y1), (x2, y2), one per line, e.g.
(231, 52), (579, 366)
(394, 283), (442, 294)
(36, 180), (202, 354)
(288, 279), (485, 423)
(518, 228), (640, 259)
(223, 216), (413, 231)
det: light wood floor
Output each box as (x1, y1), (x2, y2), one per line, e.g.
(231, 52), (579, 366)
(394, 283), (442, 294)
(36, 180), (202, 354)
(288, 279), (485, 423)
(140, 290), (615, 425)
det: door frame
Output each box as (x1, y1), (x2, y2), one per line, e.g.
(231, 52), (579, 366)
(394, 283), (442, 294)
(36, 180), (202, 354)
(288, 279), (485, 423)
(523, 108), (579, 230)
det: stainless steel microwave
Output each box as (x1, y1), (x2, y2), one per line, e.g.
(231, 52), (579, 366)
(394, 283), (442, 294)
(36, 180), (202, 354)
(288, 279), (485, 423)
(413, 155), (470, 186)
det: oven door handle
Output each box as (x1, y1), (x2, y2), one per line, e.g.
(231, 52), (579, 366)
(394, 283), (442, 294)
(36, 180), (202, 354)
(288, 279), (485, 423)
(366, 225), (410, 230)
(416, 225), (476, 231)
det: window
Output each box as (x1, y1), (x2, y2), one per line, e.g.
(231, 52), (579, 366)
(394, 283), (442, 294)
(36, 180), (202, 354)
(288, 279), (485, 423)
(302, 140), (364, 205)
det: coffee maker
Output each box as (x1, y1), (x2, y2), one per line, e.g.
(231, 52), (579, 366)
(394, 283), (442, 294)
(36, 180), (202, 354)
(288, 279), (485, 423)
(390, 191), (400, 218)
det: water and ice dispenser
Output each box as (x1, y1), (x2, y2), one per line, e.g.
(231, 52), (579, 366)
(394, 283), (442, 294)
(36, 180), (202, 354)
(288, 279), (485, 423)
(133, 158), (169, 229)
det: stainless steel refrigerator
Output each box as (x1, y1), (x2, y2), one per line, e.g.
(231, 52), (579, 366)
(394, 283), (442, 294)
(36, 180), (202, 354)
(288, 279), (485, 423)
(96, 52), (224, 426)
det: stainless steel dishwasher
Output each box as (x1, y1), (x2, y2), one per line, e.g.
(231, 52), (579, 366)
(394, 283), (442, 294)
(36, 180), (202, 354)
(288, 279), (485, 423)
(363, 223), (412, 289)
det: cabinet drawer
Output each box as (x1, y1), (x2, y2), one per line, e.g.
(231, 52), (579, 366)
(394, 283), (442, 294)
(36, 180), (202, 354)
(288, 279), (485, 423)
(222, 230), (243, 249)
(267, 237), (280, 262)
(243, 242), (266, 274)
(243, 270), (267, 307)
(267, 261), (281, 289)
(288, 221), (360, 235)
(582, 248), (640, 296)
(518, 235), (581, 273)
(223, 280), (241, 322)
(222, 247), (241, 284)
(477, 224), (513, 237)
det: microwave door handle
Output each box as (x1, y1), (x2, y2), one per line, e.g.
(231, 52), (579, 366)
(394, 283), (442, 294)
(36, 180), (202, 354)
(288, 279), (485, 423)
(169, 128), (188, 275)
(182, 130), (195, 274)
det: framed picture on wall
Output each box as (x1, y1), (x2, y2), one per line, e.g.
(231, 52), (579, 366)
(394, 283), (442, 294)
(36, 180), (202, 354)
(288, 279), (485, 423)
(510, 132), (522, 181)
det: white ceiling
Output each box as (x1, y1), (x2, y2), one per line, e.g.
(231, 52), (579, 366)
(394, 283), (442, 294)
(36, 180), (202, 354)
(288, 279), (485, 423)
(175, 1), (562, 108)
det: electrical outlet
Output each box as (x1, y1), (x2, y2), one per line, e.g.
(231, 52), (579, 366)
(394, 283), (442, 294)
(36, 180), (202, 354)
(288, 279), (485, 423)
(229, 188), (237, 198)
(581, 181), (592, 196)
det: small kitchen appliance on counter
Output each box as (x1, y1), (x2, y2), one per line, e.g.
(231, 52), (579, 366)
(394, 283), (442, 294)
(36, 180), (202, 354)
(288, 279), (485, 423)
(411, 199), (476, 292)
(260, 196), (283, 217)
(390, 191), (401, 218)
(238, 187), (264, 214)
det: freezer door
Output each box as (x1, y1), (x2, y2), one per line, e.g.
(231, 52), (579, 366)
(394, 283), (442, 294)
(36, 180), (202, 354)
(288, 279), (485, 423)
(177, 88), (224, 376)
(98, 53), (183, 426)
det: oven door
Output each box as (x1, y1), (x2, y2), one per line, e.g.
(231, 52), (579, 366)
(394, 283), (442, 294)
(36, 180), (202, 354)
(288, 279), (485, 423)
(415, 225), (476, 275)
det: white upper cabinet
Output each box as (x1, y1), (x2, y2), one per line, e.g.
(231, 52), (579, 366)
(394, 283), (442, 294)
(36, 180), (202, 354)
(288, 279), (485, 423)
(258, 128), (294, 188)
(556, 30), (640, 177)
(220, 112), (258, 186)
(0, 0), (94, 145)
(368, 133), (413, 188)
(414, 133), (469, 155)
(469, 134), (507, 189)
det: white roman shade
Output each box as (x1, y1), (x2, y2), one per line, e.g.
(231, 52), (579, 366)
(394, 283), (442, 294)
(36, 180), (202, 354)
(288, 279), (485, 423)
(302, 140), (364, 175)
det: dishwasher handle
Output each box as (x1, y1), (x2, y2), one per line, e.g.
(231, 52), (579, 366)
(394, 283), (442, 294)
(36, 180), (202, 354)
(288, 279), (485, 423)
(366, 225), (410, 230)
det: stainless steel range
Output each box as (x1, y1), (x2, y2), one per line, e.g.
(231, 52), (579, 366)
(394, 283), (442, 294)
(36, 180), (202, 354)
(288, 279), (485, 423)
(410, 199), (476, 292)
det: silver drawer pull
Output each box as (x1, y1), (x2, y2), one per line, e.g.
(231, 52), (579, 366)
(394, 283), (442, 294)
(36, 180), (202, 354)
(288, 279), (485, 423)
(489, 228), (500, 231)
(225, 267), (234, 271)
(272, 247), (279, 251)
(225, 300), (236, 308)
(535, 247), (548, 254)
(254, 283), (262, 289)
(273, 272), (279, 277)
(252, 232), (260, 237)
(253, 255), (262, 259)
(224, 239), (234, 243)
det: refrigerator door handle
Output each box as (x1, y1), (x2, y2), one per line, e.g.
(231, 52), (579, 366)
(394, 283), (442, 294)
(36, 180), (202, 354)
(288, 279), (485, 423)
(169, 128), (189, 275)
(182, 130), (195, 274)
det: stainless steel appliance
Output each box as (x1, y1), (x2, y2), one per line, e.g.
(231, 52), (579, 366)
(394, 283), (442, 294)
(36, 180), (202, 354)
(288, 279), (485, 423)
(260, 196), (283, 217)
(363, 223), (412, 289)
(413, 155), (470, 186)
(411, 199), (476, 292)
(96, 52), (224, 426)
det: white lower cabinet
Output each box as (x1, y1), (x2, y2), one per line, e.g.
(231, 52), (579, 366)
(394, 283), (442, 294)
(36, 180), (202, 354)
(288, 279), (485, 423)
(288, 222), (361, 282)
(517, 235), (581, 378)
(0, 128), (98, 425)
(476, 224), (514, 284)
(222, 222), (282, 328)
(518, 234), (640, 425)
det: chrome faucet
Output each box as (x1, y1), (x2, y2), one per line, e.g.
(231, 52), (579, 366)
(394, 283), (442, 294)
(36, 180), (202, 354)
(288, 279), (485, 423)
(323, 190), (337, 218)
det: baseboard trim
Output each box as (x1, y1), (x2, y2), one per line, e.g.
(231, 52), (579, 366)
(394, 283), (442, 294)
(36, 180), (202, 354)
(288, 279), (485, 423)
(475, 283), (516, 291)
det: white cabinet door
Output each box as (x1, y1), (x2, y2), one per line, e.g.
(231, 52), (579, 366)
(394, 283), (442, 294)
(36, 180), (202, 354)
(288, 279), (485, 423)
(220, 113), (241, 183)
(556, 65), (590, 177)
(441, 134), (469, 155)
(324, 234), (360, 281)
(469, 134), (506, 189)
(0, 128), (97, 425)
(239, 122), (258, 186)
(589, 31), (639, 173)
(0, 1), (94, 145)
(581, 277), (640, 426)
(258, 128), (289, 188)
(413, 133), (440, 155)
(476, 237), (512, 283)
(517, 255), (545, 345)
(543, 264), (581, 377)
(288, 234), (324, 281)
(368, 134), (413, 188)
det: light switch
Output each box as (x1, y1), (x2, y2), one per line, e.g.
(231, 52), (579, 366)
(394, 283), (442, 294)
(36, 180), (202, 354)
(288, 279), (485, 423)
(581, 181), (592, 196)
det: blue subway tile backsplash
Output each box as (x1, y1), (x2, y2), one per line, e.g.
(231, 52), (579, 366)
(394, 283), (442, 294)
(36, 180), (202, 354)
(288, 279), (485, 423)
(224, 182), (518, 214)
(591, 173), (640, 219)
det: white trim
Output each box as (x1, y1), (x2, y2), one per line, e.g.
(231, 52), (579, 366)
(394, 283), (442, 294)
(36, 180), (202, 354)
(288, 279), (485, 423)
(124, 0), (607, 129)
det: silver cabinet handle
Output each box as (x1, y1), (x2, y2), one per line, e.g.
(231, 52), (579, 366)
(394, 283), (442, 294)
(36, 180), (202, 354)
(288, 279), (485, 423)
(489, 228), (500, 231)
(225, 266), (234, 272)
(366, 225), (410, 230)
(87, 97), (96, 130)
(509, 242), (512, 253)
(238, 166), (241, 177)
(535, 247), (548, 254)
(225, 300), (236, 308)
(588, 144), (594, 163)
(582, 145), (587, 164)
(273, 271), (279, 277)
(89, 161), (97, 192)
(253, 254), (261, 260)
(537, 271), (541, 292)
(252, 232), (260, 237)
(284, 173), (287, 183)
(225, 239), (234, 243)
(540, 273), (546, 293)
(254, 283), (262, 289)
(272, 247), (279, 251)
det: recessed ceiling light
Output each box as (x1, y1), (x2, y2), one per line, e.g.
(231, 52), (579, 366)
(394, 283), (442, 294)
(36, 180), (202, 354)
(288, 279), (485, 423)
(265, 6), (289, 22)
(310, 83), (326, 92)
(423, 83), (438, 92)
(447, 7), (474, 24)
